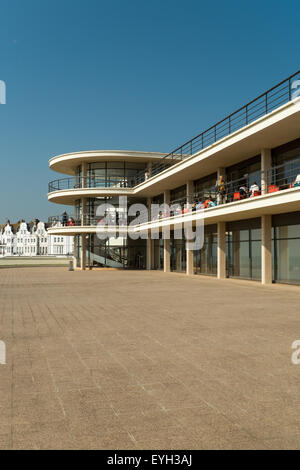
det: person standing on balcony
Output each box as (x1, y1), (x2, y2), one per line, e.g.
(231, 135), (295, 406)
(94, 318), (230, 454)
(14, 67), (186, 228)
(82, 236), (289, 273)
(144, 169), (150, 181)
(62, 211), (68, 226)
(249, 181), (260, 197)
(216, 175), (226, 204)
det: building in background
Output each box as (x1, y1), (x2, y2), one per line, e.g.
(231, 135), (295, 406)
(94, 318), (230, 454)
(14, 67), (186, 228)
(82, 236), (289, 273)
(0, 219), (73, 257)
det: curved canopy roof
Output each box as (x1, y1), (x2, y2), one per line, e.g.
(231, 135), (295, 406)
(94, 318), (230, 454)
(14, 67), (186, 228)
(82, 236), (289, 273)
(49, 149), (168, 175)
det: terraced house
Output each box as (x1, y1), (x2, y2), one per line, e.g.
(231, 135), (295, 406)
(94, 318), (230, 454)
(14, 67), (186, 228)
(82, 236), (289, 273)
(48, 70), (300, 285)
(0, 220), (73, 257)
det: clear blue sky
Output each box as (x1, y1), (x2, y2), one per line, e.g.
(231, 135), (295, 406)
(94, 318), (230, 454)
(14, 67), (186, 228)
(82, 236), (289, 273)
(0, 0), (299, 221)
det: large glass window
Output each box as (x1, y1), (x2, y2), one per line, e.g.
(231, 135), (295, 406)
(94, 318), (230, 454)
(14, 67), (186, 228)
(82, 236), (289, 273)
(88, 163), (106, 184)
(225, 156), (261, 201)
(273, 220), (300, 284)
(272, 138), (300, 166)
(153, 237), (164, 270)
(194, 225), (217, 276)
(86, 162), (146, 188)
(125, 162), (147, 187)
(106, 162), (126, 186)
(269, 139), (300, 190)
(226, 220), (261, 281)
(170, 233), (186, 273)
(170, 186), (187, 207)
(194, 173), (217, 202)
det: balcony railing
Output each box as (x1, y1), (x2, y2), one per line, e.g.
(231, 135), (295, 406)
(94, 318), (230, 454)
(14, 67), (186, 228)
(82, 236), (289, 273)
(48, 213), (138, 228)
(150, 156), (300, 217)
(48, 176), (137, 193)
(191, 157), (300, 211)
(48, 214), (76, 227)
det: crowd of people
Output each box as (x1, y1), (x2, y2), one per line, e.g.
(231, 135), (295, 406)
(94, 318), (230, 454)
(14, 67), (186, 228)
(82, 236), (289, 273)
(187, 177), (262, 213)
(153, 176), (263, 220)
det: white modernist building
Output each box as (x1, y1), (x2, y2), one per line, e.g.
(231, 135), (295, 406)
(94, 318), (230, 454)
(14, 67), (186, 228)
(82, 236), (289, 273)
(47, 71), (300, 285)
(0, 220), (74, 257)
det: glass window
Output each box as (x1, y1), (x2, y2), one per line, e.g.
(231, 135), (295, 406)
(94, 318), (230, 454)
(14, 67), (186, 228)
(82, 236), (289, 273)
(273, 223), (300, 284)
(194, 227), (217, 276)
(170, 233), (186, 273)
(194, 173), (217, 201)
(154, 238), (164, 270)
(86, 161), (148, 188)
(226, 155), (261, 193)
(226, 226), (261, 281)
(272, 138), (300, 166)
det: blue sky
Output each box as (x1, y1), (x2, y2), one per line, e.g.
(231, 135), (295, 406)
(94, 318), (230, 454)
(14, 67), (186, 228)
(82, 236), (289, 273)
(0, 0), (299, 221)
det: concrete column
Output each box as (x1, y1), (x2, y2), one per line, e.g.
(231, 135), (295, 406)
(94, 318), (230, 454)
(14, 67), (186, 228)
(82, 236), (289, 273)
(261, 215), (272, 284)
(186, 247), (194, 275)
(147, 197), (152, 223)
(217, 221), (226, 279)
(186, 180), (194, 210)
(163, 190), (171, 273)
(146, 198), (154, 270)
(146, 231), (152, 270)
(261, 149), (271, 195)
(176, 244), (182, 272)
(164, 190), (170, 205)
(155, 240), (163, 270)
(82, 162), (87, 188)
(81, 197), (86, 226)
(81, 234), (86, 271)
(73, 235), (77, 269)
(151, 239), (155, 269)
(164, 239), (170, 272)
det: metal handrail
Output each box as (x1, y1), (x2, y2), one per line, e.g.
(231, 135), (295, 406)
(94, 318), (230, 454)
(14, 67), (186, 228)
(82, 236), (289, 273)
(265, 156), (300, 191)
(135, 70), (300, 182)
(48, 176), (135, 192)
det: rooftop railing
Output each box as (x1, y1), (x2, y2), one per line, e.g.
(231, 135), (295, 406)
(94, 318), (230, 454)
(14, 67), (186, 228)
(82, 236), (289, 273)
(49, 71), (300, 193)
(135, 70), (300, 183)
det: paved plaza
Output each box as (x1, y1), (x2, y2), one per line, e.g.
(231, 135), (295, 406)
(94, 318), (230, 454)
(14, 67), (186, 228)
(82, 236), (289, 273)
(0, 267), (300, 449)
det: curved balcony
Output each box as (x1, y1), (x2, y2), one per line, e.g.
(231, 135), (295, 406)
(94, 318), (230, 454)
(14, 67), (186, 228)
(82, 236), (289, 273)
(48, 175), (140, 205)
(48, 175), (142, 193)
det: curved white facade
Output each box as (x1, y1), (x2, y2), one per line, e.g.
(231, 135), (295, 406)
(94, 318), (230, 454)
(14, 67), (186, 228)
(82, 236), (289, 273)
(48, 72), (300, 284)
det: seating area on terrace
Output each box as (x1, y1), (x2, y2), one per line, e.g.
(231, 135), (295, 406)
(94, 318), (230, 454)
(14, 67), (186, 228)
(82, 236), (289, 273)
(151, 156), (300, 220)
